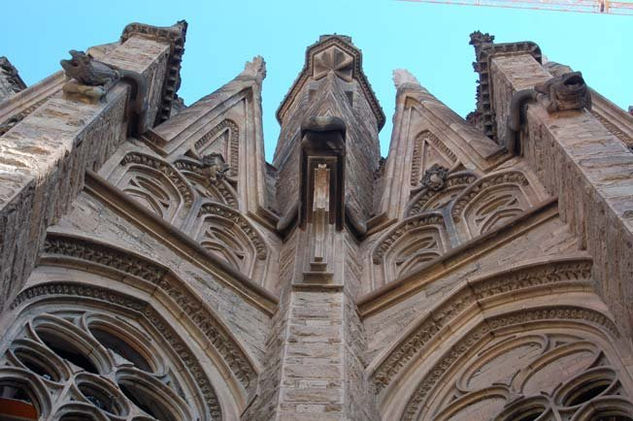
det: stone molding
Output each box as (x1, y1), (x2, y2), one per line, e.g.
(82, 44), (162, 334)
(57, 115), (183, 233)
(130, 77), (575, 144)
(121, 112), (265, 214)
(38, 232), (258, 394)
(400, 305), (620, 421)
(121, 21), (187, 125)
(371, 212), (445, 265)
(470, 32), (542, 140)
(369, 258), (598, 393)
(198, 202), (268, 260)
(450, 170), (530, 221)
(121, 151), (195, 206)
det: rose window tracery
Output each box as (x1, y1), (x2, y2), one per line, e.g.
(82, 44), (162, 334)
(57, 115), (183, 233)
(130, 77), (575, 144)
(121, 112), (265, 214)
(0, 310), (205, 421)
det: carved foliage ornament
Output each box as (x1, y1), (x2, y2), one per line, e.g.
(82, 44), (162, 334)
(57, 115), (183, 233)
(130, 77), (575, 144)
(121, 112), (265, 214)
(419, 164), (449, 192)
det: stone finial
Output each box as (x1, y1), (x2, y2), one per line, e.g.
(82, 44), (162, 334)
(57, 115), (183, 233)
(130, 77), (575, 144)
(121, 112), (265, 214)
(469, 30), (495, 47)
(393, 69), (421, 89)
(241, 56), (267, 83)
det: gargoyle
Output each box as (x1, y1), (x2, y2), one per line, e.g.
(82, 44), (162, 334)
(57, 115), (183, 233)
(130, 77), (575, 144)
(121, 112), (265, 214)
(535, 71), (592, 113)
(60, 50), (120, 87)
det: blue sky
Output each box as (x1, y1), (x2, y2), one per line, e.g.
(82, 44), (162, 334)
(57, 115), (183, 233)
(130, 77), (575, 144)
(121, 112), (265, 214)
(3, 0), (631, 160)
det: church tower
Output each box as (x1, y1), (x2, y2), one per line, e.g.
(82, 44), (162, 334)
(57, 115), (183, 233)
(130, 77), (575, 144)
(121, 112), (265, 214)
(1, 21), (633, 421)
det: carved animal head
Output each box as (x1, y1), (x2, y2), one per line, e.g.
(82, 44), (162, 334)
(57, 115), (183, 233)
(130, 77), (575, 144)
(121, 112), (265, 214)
(535, 71), (592, 113)
(60, 50), (119, 86)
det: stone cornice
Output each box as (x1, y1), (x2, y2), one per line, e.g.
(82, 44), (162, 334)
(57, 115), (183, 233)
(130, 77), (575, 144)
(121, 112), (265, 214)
(121, 21), (188, 125)
(84, 170), (278, 314)
(276, 35), (385, 130)
(357, 198), (559, 316)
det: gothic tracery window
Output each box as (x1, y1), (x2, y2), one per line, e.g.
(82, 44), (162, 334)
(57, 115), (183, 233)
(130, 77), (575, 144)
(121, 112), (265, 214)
(1, 310), (202, 421)
(409, 330), (633, 421)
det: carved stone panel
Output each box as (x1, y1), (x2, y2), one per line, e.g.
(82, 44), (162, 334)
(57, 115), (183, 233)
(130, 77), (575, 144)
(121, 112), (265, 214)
(193, 119), (239, 177)
(371, 212), (448, 286)
(451, 170), (536, 239)
(194, 203), (269, 280)
(117, 152), (193, 224)
(405, 330), (633, 421)
(410, 131), (457, 188)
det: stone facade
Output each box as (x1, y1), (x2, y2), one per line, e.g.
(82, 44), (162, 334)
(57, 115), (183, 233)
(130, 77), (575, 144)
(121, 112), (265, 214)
(0, 22), (632, 421)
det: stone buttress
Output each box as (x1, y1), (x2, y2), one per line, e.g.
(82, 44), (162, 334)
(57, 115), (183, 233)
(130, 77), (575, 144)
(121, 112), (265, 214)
(2, 21), (633, 421)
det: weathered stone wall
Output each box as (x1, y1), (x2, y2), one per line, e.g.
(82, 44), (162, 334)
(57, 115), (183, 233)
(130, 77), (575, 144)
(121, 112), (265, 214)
(51, 191), (271, 365)
(362, 211), (580, 361)
(490, 52), (633, 342)
(0, 34), (172, 312)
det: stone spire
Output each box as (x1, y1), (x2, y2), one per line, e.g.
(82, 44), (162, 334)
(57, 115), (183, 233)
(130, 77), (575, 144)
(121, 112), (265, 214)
(273, 35), (384, 227)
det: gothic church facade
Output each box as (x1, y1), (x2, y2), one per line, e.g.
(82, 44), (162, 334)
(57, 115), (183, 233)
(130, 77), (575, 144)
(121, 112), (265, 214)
(0, 21), (633, 421)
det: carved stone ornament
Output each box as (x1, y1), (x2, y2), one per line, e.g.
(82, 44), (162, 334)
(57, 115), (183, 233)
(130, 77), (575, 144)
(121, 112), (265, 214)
(313, 45), (354, 82)
(201, 152), (230, 182)
(469, 32), (542, 140)
(60, 50), (119, 87)
(535, 71), (592, 113)
(60, 50), (120, 103)
(419, 164), (449, 192)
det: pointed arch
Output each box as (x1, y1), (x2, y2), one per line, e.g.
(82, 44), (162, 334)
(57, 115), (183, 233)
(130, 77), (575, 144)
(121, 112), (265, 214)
(370, 212), (448, 288)
(367, 257), (633, 420)
(450, 170), (539, 239)
(10, 231), (263, 419)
